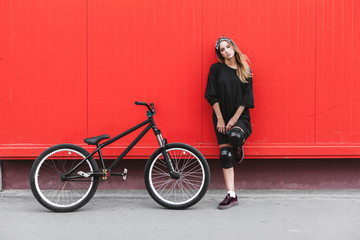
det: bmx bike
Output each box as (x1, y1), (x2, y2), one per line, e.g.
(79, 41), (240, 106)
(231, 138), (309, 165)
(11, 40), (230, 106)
(29, 101), (210, 212)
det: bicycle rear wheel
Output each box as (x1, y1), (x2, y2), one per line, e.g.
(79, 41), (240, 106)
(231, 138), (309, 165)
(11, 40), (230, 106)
(144, 143), (210, 209)
(30, 144), (99, 212)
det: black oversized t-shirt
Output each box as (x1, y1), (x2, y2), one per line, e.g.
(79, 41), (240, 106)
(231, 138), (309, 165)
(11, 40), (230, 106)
(205, 62), (254, 123)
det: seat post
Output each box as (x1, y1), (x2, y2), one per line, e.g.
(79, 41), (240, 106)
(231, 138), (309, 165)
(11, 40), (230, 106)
(96, 143), (106, 169)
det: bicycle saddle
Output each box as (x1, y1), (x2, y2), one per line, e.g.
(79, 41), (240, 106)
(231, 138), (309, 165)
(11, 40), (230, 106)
(84, 134), (110, 145)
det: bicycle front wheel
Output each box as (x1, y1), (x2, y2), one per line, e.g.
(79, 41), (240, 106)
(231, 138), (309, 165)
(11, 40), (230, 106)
(30, 144), (99, 212)
(144, 143), (210, 209)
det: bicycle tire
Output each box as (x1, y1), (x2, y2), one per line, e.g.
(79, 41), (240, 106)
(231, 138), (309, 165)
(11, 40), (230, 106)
(29, 144), (99, 212)
(144, 143), (210, 209)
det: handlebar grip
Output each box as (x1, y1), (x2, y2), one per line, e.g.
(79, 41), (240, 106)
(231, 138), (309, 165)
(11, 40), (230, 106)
(135, 101), (147, 106)
(150, 103), (155, 114)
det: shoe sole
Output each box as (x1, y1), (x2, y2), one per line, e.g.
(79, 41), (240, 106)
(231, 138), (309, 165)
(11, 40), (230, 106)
(218, 201), (239, 210)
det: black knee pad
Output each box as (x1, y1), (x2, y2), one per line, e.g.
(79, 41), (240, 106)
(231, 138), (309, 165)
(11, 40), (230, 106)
(220, 147), (234, 169)
(228, 127), (245, 148)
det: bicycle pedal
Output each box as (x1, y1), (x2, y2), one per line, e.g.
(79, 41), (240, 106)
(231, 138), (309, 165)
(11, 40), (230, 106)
(123, 168), (128, 181)
(77, 171), (90, 178)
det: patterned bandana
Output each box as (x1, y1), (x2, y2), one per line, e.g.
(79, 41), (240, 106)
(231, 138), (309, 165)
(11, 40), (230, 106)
(215, 36), (233, 50)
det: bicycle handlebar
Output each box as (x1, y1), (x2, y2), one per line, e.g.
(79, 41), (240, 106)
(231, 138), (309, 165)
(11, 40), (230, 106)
(135, 101), (156, 114)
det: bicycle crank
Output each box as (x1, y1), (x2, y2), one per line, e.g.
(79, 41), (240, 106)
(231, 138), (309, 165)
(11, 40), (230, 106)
(110, 168), (128, 181)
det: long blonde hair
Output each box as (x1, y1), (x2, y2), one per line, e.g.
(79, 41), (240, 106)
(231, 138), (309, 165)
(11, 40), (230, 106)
(215, 37), (252, 83)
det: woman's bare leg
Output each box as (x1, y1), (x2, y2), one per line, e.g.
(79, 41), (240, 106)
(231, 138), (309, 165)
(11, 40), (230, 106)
(219, 143), (235, 192)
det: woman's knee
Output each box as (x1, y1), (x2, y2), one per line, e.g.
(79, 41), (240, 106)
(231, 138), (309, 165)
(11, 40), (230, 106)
(228, 127), (245, 148)
(219, 147), (233, 169)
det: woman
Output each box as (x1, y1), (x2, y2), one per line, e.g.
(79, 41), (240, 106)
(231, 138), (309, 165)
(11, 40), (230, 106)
(205, 36), (254, 210)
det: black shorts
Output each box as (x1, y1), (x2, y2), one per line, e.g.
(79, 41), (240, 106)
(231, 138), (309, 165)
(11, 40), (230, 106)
(212, 112), (252, 145)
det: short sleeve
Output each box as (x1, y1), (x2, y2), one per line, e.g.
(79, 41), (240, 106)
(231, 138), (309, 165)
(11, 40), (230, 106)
(239, 75), (254, 109)
(205, 64), (219, 106)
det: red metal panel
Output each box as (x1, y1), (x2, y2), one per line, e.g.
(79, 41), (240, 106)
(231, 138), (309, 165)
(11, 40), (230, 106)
(316, 0), (360, 144)
(0, 0), (88, 155)
(87, 0), (203, 157)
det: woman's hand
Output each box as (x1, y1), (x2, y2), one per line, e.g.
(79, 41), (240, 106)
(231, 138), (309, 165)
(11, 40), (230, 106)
(213, 103), (226, 134)
(217, 118), (226, 134)
(226, 117), (238, 131)
(226, 106), (245, 131)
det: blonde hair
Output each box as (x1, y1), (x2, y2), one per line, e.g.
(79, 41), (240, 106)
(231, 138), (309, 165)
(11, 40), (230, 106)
(215, 37), (252, 83)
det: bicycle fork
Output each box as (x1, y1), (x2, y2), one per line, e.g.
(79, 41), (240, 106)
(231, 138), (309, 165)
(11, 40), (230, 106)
(154, 129), (180, 180)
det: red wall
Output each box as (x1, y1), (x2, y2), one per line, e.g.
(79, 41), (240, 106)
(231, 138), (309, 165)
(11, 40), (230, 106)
(1, 0), (359, 159)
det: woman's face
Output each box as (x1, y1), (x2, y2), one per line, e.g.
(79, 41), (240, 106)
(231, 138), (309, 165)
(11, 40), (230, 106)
(219, 41), (235, 60)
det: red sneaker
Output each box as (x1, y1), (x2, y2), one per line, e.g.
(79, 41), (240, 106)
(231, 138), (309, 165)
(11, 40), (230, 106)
(218, 194), (238, 210)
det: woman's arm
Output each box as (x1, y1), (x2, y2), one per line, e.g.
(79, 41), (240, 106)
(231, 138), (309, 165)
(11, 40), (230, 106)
(226, 106), (245, 131)
(213, 102), (226, 134)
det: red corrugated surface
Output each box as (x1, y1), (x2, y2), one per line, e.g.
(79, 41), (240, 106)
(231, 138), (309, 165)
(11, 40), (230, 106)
(316, 0), (360, 144)
(1, 0), (360, 159)
(0, 0), (88, 150)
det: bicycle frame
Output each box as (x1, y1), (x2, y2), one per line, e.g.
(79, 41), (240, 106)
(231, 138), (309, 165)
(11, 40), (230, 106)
(64, 107), (179, 180)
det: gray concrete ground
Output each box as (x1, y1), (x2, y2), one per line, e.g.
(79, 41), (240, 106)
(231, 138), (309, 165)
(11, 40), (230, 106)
(1, 190), (360, 240)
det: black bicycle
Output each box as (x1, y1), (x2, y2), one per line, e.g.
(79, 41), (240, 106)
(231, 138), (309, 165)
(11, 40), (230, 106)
(30, 101), (210, 212)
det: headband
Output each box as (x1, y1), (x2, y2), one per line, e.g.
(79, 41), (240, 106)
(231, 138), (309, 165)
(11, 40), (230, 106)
(215, 36), (233, 50)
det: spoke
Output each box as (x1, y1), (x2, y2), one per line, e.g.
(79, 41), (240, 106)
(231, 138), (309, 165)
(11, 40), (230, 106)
(176, 180), (193, 200)
(179, 158), (198, 173)
(153, 164), (167, 174)
(55, 181), (67, 204)
(45, 159), (63, 176)
(181, 168), (203, 178)
(39, 171), (62, 180)
(181, 177), (201, 190)
(152, 179), (172, 189)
